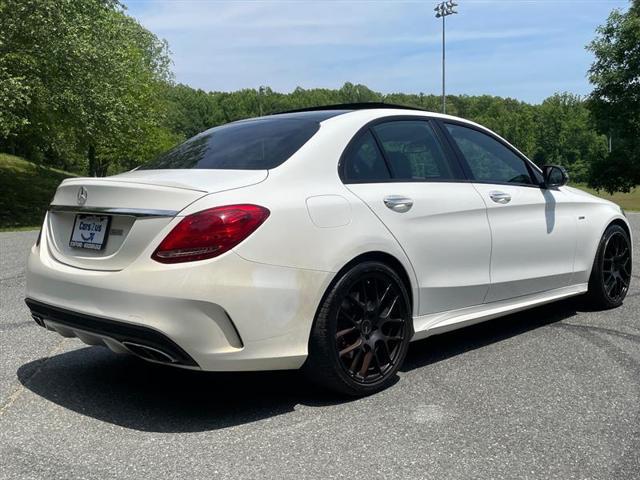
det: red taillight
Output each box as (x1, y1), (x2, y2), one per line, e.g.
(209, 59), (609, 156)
(152, 204), (270, 264)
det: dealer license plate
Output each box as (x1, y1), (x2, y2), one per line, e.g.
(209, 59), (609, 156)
(69, 214), (110, 250)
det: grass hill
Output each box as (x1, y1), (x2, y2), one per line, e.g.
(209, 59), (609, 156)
(0, 154), (77, 230)
(571, 183), (640, 212)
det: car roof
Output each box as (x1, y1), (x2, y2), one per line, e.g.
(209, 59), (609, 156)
(270, 102), (466, 124)
(236, 103), (439, 124)
(278, 102), (428, 114)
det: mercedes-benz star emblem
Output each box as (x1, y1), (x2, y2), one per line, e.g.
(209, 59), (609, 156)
(77, 186), (88, 206)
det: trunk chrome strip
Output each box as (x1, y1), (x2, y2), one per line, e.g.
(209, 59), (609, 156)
(48, 205), (178, 218)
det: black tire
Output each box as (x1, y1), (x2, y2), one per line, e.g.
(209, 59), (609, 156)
(587, 224), (632, 309)
(303, 261), (412, 396)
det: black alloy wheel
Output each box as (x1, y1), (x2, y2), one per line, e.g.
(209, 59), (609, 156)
(588, 224), (632, 309)
(601, 230), (632, 302)
(304, 261), (412, 396)
(335, 272), (408, 384)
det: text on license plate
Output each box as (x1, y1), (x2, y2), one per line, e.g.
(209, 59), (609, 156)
(69, 215), (110, 250)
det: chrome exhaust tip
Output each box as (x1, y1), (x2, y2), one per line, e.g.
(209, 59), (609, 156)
(121, 342), (177, 364)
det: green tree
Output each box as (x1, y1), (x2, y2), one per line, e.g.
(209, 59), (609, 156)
(456, 95), (538, 159)
(0, 65), (30, 141)
(0, 0), (179, 175)
(164, 84), (218, 139)
(587, 0), (640, 192)
(533, 93), (607, 182)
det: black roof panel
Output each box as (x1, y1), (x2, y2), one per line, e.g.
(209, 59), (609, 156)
(278, 102), (428, 115)
(266, 110), (351, 121)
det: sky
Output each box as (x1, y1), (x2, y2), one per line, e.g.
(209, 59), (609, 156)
(124, 0), (631, 104)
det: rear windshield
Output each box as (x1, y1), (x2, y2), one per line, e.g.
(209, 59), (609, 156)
(140, 117), (320, 170)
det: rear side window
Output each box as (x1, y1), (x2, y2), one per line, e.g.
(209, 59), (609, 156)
(445, 123), (534, 185)
(372, 121), (462, 181)
(343, 130), (391, 182)
(140, 118), (320, 170)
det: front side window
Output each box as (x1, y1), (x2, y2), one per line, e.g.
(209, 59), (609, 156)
(141, 117), (321, 170)
(343, 130), (391, 182)
(445, 123), (534, 185)
(372, 121), (462, 181)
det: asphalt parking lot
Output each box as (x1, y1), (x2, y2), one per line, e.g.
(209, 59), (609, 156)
(1, 215), (639, 480)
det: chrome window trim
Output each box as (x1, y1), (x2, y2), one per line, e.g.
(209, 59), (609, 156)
(48, 205), (178, 218)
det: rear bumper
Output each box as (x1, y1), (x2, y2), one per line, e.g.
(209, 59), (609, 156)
(25, 233), (332, 371)
(26, 298), (199, 367)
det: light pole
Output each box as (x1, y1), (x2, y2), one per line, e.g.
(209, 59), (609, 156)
(434, 1), (458, 114)
(258, 85), (267, 116)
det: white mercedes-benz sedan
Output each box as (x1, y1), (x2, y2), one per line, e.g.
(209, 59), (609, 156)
(25, 104), (632, 395)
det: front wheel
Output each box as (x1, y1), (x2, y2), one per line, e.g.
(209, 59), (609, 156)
(587, 224), (632, 309)
(304, 261), (412, 396)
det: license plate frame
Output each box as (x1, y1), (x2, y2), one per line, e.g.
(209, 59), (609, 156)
(69, 214), (111, 251)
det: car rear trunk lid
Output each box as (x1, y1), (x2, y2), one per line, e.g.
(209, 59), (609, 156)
(46, 169), (267, 271)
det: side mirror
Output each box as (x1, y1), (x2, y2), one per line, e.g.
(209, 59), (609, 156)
(543, 165), (569, 188)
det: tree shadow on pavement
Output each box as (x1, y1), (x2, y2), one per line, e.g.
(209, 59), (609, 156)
(17, 297), (585, 433)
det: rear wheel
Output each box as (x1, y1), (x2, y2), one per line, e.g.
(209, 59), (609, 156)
(587, 224), (632, 309)
(304, 261), (412, 396)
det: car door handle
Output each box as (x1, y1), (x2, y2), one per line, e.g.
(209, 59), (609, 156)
(383, 195), (414, 212)
(489, 191), (511, 204)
